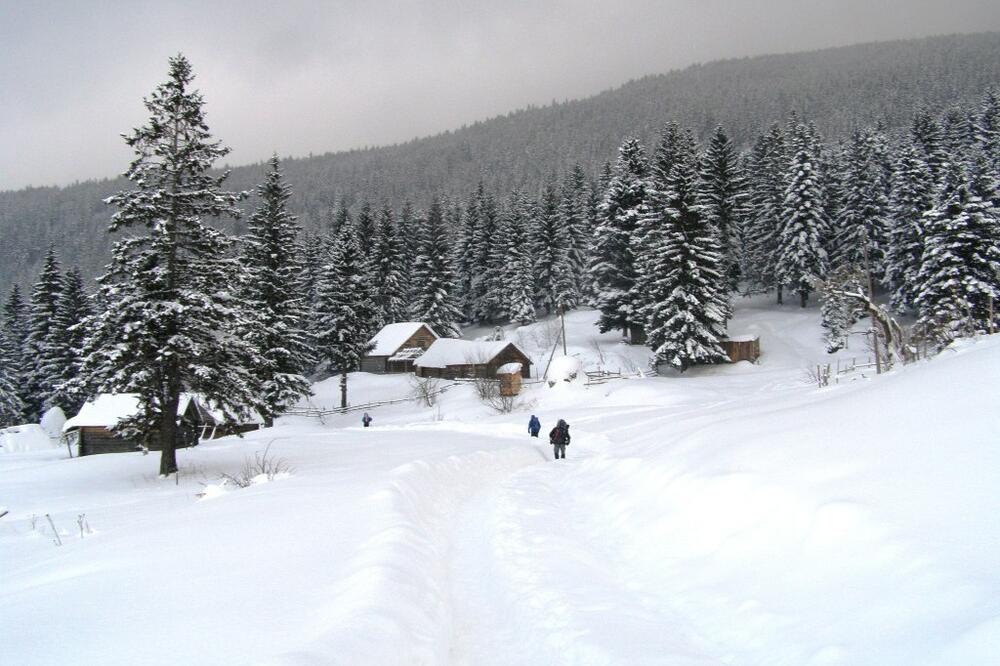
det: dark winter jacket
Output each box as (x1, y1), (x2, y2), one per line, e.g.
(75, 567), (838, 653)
(528, 415), (541, 434)
(549, 420), (570, 446)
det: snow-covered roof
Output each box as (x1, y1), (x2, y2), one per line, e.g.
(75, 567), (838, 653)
(367, 322), (438, 357)
(726, 335), (760, 343)
(198, 398), (266, 426)
(388, 347), (427, 362)
(496, 362), (522, 375)
(63, 393), (202, 432)
(414, 339), (521, 368)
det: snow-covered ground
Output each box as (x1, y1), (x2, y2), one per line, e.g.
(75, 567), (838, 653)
(3, 297), (999, 665)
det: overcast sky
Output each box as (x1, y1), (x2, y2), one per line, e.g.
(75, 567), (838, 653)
(2, 0), (999, 191)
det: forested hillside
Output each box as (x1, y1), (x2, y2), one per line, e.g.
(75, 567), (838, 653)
(2, 32), (999, 294)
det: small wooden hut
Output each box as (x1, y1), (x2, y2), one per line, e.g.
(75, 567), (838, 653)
(62, 393), (208, 456)
(361, 322), (439, 374)
(496, 362), (524, 396)
(721, 335), (761, 363)
(413, 339), (533, 380)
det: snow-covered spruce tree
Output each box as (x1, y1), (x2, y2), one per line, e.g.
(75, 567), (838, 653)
(640, 129), (730, 372)
(24, 246), (63, 420)
(371, 204), (410, 324)
(885, 141), (935, 314)
(943, 105), (976, 158)
(458, 184), (502, 324)
(592, 137), (649, 342)
(776, 125), (828, 307)
(560, 164), (593, 301)
(354, 200), (376, 256)
(818, 141), (847, 253)
(77, 55), (265, 476)
(818, 265), (866, 353)
(700, 125), (749, 290)
(497, 191), (536, 326)
(1, 285), (29, 421)
(454, 186), (481, 318)
(297, 228), (327, 371)
(47, 266), (91, 416)
(0, 330), (24, 426)
(911, 107), (949, 188)
(745, 123), (788, 300)
(410, 198), (463, 338)
(315, 223), (379, 409)
(831, 129), (890, 289)
(914, 160), (1000, 344)
(240, 156), (313, 426)
(977, 86), (1000, 177)
(532, 182), (568, 315)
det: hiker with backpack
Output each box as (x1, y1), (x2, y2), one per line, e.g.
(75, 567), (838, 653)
(528, 415), (541, 437)
(549, 419), (570, 460)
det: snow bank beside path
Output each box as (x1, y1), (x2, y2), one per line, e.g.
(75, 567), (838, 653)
(506, 335), (1000, 665)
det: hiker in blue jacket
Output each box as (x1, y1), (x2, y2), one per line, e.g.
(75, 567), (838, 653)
(528, 415), (541, 437)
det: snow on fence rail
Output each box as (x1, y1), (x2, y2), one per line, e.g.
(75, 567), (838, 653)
(284, 381), (463, 418)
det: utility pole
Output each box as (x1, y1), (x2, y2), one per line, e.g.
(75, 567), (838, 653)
(560, 307), (568, 355)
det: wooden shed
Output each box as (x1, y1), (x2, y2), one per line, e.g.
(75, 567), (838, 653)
(361, 322), (439, 374)
(413, 339), (533, 380)
(62, 393), (207, 456)
(496, 362), (524, 397)
(721, 335), (761, 363)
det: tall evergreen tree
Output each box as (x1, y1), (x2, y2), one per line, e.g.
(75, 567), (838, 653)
(411, 198), (463, 337)
(911, 107), (949, 187)
(532, 181), (566, 314)
(240, 156), (313, 426)
(592, 137), (649, 341)
(976, 86), (1000, 177)
(497, 192), (536, 326)
(354, 200), (376, 255)
(0, 329), (23, 426)
(1, 285), (29, 421)
(777, 127), (829, 307)
(640, 130), (729, 371)
(24, 246), (63, 419)
(77, 55), (264, 475)
(832, 129), (890, 292)
(699, 125), (749, 290)
(370, 204), (409, 324)
(914, 160), (1000, 342)
(559, 164), (592, 302)
(885, 142), (935, 314)
(745, 123), (788, 300)
(47, 267), (91, 416)
(315, 224), (379, 409)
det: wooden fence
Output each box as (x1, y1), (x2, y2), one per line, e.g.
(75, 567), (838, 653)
(283, 381), (462, 419)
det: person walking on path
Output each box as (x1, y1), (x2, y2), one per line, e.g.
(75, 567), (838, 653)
(549, 419), (570, 460)
(528, 415), (541, 437)
(362, 412), (373, 428)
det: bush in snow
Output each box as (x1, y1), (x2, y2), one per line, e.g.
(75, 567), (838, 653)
(219, 443), (292, 489)
(409, 376), (442, 407)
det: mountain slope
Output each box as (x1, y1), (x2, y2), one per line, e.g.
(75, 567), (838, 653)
(2, 32), (999, 293)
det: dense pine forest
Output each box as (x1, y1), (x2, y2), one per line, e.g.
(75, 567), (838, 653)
(1, 36), (999, 467)
(2, 32), (1000, 295)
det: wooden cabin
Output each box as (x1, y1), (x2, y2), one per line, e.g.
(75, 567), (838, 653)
(361, 322), (439, 374)
(721, 335), (761, 363)
(413, 339), (532, 380)
(62, 393), (207, 456)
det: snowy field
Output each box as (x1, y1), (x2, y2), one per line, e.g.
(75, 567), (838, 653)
(3, 297), (1000, 665)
